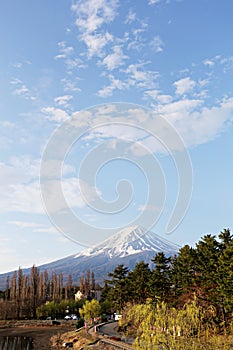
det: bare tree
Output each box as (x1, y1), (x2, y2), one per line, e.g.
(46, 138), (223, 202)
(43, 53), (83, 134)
(65, 274), (72, 300)
(30, 265), (39, 318)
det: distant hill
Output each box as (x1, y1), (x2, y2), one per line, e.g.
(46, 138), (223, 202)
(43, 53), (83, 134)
(0, 226), (180, 289)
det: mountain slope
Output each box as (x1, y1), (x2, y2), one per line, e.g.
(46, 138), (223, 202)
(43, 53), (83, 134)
(77, 226), (179, 259)
(0, 226), (180, 288)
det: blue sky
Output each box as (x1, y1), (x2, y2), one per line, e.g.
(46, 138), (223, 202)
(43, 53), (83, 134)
(0, 0), (233, 273)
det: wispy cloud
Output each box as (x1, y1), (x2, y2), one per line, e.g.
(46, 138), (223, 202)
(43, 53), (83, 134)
(148, 0), (161, 5)
(11, 79), (36, 101)
(173, 77), (196, 96)
(54, 41), (74, 59)
(125, 9), (137, 24)
(54, 95), (73, 107)
(41, 107), (69, 123)
(97, 74), (126, 97)
(81, 32), (113, 58)
(150, 35), (164, 52)
(203, 58), (215, 67)
(61, 78), (81, 92)
(101, 45), (128, 70)
(8, 221), (44, 229)
(71, 0), (118, 57)
(72, 0), (118, 33)
(125, 63), (159, 89)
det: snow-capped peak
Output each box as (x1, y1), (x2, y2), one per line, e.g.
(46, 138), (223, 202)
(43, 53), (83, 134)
(74, 226), (179, 259)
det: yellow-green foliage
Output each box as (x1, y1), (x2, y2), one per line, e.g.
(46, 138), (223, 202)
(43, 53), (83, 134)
(120, 298), (223, 349)
(79, 299), (101, 324)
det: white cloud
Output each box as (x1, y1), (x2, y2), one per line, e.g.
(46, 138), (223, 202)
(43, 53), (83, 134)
(101, 45), (128, 70)
(157, 94), (173, 104)
(81, 32), (113, 58)
(0, 121), (15, 128)
(1, 181), (44, 214)
(203, 59), (215, 67)
(61, 78), (81, 92)
(0, 158), (99, 215)
(11, 78), (36, 101)
(158, 97), (233, 147)
(143, 89), (159, 99)
(12, 84), (36, 100)
(97, 74), (126, 97)
(54, 95), (73, 106)
(72, 0), (118, 33)
(42, 107), (69, 123)
(157, 98), (203, 117)
(150, 35), (164, 52)
(10, 78), (23, 85)
(54, 41), (74, 60)
(8, 221), (44, 229)
(148, 0), (160, 5)
(138, 204), (161, 212)
(144, 90), (173, 104)
(33, 226), (59, 233)
(125, 9), (136, 24)
(125, 63), (159, 89)
(11, 60), (32, 69)
(72, 0), (118, 57)
(220, 56), (233, 72)
(69, 97), (233, 152)
(173, 77), (196, 95)
(65, 58), (86, 70)
(0, 157), (40, 186)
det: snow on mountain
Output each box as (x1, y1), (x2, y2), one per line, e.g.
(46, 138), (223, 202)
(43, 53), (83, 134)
(75, 225), (179, 259)
(0, 226), (180, 288)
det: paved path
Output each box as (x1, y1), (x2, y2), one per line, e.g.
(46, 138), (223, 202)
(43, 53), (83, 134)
(97, 322), (134, 346)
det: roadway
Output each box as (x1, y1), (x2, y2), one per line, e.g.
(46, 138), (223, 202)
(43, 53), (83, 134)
(98, 321), (134, 345)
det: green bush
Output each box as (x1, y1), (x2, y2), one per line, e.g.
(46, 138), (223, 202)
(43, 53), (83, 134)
(76, 317), (85, 329)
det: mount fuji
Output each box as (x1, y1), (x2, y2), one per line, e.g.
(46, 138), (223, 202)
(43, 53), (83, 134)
(0, 226), (180, 287)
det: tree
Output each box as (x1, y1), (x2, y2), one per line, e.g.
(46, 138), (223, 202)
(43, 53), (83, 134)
(5, 276), (10, 301)
(10, 271), (17, 303)
(84, 269), (91, 298)
(79, 299), (101, 324)
(150, 252), (171, 301)
(105, 264), (129, 311)
(194, 235), (220, 306)
(120, 298), (217, 350)
(16, 267), (23, 318)
(30, 265), (39, 318)
(128, 262), (151, 304)
(65, 274), (72, 300)
(218, 228), (233, 251)
(216, 231), (233, 326)
(91, 271), (95, 298)
(80, 276), (85, 294)
(171, 245), (197, 304)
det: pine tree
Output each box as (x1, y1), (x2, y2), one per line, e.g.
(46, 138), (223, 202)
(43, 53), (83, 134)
(128, 262), (151, 304)
(106, 264), (129, 311)
(195, 235), (220, 303)
(171, 245), (197, 303)
(150, 252), (171, 302)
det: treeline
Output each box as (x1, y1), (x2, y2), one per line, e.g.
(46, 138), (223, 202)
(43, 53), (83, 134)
(101, 228), (233, 332)
(0, 266), (97, 320)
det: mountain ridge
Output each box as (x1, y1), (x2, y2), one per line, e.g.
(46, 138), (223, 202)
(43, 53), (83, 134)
(0, 226), (180, 288)
(76, 225), (179, 259)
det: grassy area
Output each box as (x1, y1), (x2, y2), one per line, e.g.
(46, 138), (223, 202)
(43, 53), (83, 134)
(50, 329), (99, 349)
